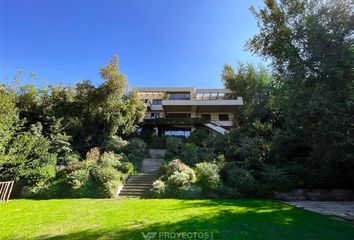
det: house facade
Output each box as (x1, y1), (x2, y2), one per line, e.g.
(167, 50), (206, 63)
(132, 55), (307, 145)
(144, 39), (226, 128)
(136, 87), (243, 136)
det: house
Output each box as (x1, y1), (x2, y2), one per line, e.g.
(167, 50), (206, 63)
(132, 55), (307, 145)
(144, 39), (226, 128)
(136, 87), (243, 136)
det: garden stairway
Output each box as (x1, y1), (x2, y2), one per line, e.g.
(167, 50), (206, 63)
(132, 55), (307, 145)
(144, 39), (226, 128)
(118, 149), (166, 197)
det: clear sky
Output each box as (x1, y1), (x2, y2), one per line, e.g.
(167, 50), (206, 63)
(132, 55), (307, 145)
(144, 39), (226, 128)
(0, 0), (265, 88)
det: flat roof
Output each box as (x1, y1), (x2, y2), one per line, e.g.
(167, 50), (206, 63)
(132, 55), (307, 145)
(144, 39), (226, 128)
(135, 87), (235, 93)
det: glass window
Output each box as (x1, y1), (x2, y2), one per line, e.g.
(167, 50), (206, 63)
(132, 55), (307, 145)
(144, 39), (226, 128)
(152, 99), (162, 105)
(219, 114), (229, 121)
(167, 92), (190, 100)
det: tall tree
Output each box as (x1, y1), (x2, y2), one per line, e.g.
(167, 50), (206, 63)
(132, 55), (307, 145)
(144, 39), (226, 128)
(247, 0), (354, 187)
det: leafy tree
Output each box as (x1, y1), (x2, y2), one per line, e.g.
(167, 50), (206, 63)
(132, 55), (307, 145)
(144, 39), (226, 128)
(248, 0), (354, 188)
(0, 87), (19, 154)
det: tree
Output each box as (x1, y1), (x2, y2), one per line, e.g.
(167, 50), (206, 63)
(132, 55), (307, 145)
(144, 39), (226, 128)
(0, 87), (19, 154)
(247, 0), (354, 188)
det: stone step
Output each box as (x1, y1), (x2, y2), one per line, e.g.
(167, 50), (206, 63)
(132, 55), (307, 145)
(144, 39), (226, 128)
(120, 189), (150, 192)
(123, 185), (151, 189)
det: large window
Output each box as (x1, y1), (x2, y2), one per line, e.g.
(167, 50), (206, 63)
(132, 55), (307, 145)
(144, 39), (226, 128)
(218, 114), (229, 121)
(165, 130), (191, 137)
(166, 92), (190, 100)
(152, 99), (162, 105)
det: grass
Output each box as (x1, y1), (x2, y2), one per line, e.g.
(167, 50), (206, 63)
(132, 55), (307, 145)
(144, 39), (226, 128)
(0, 198), (353, 240)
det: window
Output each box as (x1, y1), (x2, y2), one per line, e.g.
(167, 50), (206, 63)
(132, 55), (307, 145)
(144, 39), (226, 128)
(166, 92), (190, 100)
(152, 99), (162, 105)
(201, 114), (211, 120)
(218, 114), (229, 121)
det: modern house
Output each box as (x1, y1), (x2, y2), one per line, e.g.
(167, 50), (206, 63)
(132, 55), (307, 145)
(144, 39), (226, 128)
(136, 87), (243, 136)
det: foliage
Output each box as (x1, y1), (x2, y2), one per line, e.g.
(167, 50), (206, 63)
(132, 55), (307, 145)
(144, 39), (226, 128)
(122, 138), (148, 168)
(246, 0), (354, 188)
(89, 165), (123, 198)
(149, 136), (167, 149)
(260, 164), (290, 193)
(85, 147), (100, 162)
(187, 129), (210, 147)
(179, 185), (203, 199)
(221, 163), (258, 196)
(0, 88), (18, 154)
(165, 136), (184, 160)
(151, 179), (166, 198)
(179, 143), (199, 166)
(66, 168), (90, 189)
(101, 135), (128, 153)
(0, 129), (57, 186)
(165, 159), (196, 181)
(195, 162), (222, 196)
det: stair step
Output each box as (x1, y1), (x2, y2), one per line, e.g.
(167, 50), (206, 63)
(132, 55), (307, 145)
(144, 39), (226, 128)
(123, 187), (152, 189)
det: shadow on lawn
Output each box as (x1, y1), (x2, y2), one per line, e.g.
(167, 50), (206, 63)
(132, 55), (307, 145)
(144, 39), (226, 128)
(37, 200), (354, 240)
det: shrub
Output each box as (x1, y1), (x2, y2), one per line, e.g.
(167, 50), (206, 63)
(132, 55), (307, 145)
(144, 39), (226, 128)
(260, 164), (290, 192)
(101, 135), (128, 153)
(122, 138), (148, 168)
(86, 147), (100, 162)
(195, 162), (222, 196)
(66, 168), (90, 189)
(25, 164), (56, 187)
(187, 129), (210, 147)
(90, 165), (123, 198)
(151, 179), (166, 198)
(165, 159), (196, 181)
(5, 131), (57, 186)
(99, 151), (126, 168)
(180, 143), (199, 166)
(180, 185), (203, 199)
(166, 136), (184, 155)
(118, 161), (134, 175)
(166, 171), (194, 188)
(197, 147), (216, 163)
(221, 163), (258, 196)
(149, 136), (166, 149)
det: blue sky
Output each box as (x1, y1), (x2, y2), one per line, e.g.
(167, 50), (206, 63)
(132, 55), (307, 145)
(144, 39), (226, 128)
(0, 0), (265, 88)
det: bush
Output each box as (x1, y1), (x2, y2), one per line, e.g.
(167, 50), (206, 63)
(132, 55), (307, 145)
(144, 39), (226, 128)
(221, 163), (258, 196)
(187, 129), (210, 147)
(90, 165), (123, 198)
(118, 161), (134, 175)
(86, 147), (100, 162)
(66, 168), (90, 189)
(99, 151), (125, 168)
(151, 179), (166, 198)
(165, 159), (196, 182)
(25, 164), (56, 187)
(5, 131), (57, 186)
(180, 185), (203, 199)
(149, 136), (166, 149)
(260, 164), (290, 193)
(101, 135), (128, 153)
(166, 171), (194, 188)
(122, 138), (148, 168)
(195, 162), (222, 196)
(180, 143), (199, 166)
(166, 136), (184, 156)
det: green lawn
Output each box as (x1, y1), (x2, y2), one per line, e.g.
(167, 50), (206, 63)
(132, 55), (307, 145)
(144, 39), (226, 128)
(0, 198), (353, 240)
